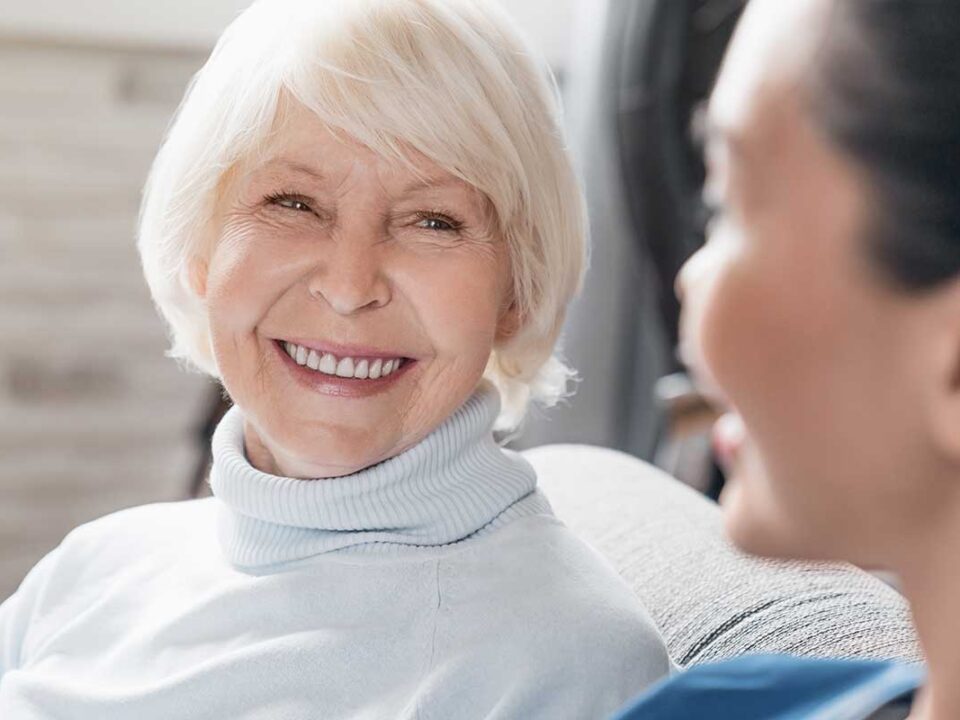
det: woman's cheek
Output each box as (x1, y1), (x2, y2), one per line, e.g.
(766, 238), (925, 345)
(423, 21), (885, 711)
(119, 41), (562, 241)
(680, 238), (743, 401)
(396, 247), (504, 346)
(692, 246), (818, 558)
(720, 433), (779, 555)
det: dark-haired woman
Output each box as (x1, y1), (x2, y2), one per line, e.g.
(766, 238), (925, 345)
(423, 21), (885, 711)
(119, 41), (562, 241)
(615, 0), (959, 718)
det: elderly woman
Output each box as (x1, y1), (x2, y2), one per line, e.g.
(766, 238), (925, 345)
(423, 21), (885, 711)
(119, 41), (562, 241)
(0, 0), (671, 718)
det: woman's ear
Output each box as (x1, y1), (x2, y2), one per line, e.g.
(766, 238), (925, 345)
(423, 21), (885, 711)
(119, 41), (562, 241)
(187, 256), (209, 299)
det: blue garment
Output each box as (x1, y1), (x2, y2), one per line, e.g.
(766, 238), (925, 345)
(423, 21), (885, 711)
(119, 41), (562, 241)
(611, 654), (925, 720)
(0, 382), (670, 719)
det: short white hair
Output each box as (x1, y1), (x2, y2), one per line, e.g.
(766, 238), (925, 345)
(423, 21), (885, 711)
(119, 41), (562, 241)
(138, 0), (588, 430)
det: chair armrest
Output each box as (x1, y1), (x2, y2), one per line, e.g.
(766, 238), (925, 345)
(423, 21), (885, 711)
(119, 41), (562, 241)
(525, 444), (921, 667)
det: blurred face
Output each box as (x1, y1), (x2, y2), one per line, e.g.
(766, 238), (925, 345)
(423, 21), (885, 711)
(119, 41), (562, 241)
(677, 0), (956, 566)
(191, 101), (514, 479)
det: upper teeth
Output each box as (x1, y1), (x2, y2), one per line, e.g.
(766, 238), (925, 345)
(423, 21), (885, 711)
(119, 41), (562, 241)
(283, 342), (404, 379)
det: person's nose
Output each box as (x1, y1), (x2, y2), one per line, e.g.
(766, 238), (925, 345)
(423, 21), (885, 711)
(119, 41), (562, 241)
(675, 252), (695, 304)
(675, 244), (708, 304)
(306, 232), (391, 315)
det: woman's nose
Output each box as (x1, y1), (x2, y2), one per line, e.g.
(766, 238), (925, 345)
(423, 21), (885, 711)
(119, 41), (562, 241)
(675, 249), (699, 304)
(675, 242), (714, 304)
(306, 239), (391, 315)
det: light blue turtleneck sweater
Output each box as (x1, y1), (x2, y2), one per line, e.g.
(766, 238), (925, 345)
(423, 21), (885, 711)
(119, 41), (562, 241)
(0, 384), (670, 719)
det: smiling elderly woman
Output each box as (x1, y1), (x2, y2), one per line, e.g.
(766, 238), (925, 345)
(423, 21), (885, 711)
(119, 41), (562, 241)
(0, 0), (671, 718)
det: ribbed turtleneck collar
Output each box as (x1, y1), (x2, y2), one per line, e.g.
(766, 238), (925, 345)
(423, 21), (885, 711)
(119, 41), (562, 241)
(208, 382), (549, 568)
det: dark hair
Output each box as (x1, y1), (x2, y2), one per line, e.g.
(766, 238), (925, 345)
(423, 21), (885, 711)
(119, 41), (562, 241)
(809, 0), (960, 290)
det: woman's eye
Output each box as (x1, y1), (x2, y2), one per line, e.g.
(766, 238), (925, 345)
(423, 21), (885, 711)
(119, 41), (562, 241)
(419, 217), (453, 231)
(265, 193), (314, 213)
(414, 213), (461, 233)
(698, 198), (726, 237)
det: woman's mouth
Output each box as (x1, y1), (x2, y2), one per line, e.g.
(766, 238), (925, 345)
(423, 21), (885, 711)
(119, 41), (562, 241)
(712, 412), (746, 472)
(279, 340), (408, 379)
(272, 339), (417, 398)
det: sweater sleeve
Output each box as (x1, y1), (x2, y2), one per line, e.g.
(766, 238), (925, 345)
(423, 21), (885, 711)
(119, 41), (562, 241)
(0, 546), (62, 681)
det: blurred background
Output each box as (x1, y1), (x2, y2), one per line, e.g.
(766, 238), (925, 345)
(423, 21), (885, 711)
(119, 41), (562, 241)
(0, 0), (744, 600)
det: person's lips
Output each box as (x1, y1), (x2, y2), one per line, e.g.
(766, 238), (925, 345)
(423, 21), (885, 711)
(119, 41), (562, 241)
(677, 337), (733, 412)
(712, 412), (746, 473)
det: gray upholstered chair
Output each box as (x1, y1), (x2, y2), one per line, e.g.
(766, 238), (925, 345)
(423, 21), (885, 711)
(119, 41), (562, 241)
(526, 445), (922, 668)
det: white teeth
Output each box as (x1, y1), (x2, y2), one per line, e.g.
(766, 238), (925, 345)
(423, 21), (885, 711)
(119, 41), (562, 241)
(282, 341), (404, 379)
(335, 357), (355, 378)
(354, 359), (369, 379)
(318, 353), (337, 374)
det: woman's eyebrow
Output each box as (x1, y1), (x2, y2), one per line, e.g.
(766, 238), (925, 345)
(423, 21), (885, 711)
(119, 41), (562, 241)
(257, 159), (465, 196)
(400, 174), (467, 195)
(702, 113), (752, 165)
(257, 158), (326, 182)
(688, 99), (751, 162)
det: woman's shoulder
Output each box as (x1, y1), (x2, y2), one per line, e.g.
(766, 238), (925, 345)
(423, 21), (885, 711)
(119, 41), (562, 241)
(60, 496), (218, 557)
(445, 510), (637, 602)
(1, 498), (220, 668)
(435, 512), (670, 672)
(611, 654), (925, 720)
(415, 514), (671, 718)
(19, 498), (219, 605)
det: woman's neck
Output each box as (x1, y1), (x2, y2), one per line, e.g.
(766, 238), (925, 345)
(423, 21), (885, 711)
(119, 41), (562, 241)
(207, 384), (547, 567)
(898, 494), (960, 720)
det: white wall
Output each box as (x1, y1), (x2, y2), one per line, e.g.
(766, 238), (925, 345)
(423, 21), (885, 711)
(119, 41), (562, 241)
(0, 0), (575, 68)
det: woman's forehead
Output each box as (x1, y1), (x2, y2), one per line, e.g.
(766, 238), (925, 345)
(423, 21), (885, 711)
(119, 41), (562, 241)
(710, 0), (832, 143)
(246, 108), (476, 198)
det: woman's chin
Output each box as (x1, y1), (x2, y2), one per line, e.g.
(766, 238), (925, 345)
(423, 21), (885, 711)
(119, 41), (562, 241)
(715, 422), (800, 559)
(720, 477), (767, 555)
(245, 413), (397, 479)
(721, 475), (804, 561)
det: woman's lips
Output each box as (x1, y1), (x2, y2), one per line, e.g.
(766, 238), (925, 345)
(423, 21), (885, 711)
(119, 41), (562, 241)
(712, 412), (746, 472)
(279, 336), (412, 361)
(272, 339), (417, 398)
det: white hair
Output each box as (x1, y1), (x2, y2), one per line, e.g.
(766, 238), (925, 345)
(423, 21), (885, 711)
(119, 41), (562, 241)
(138, 0), (588, 430)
